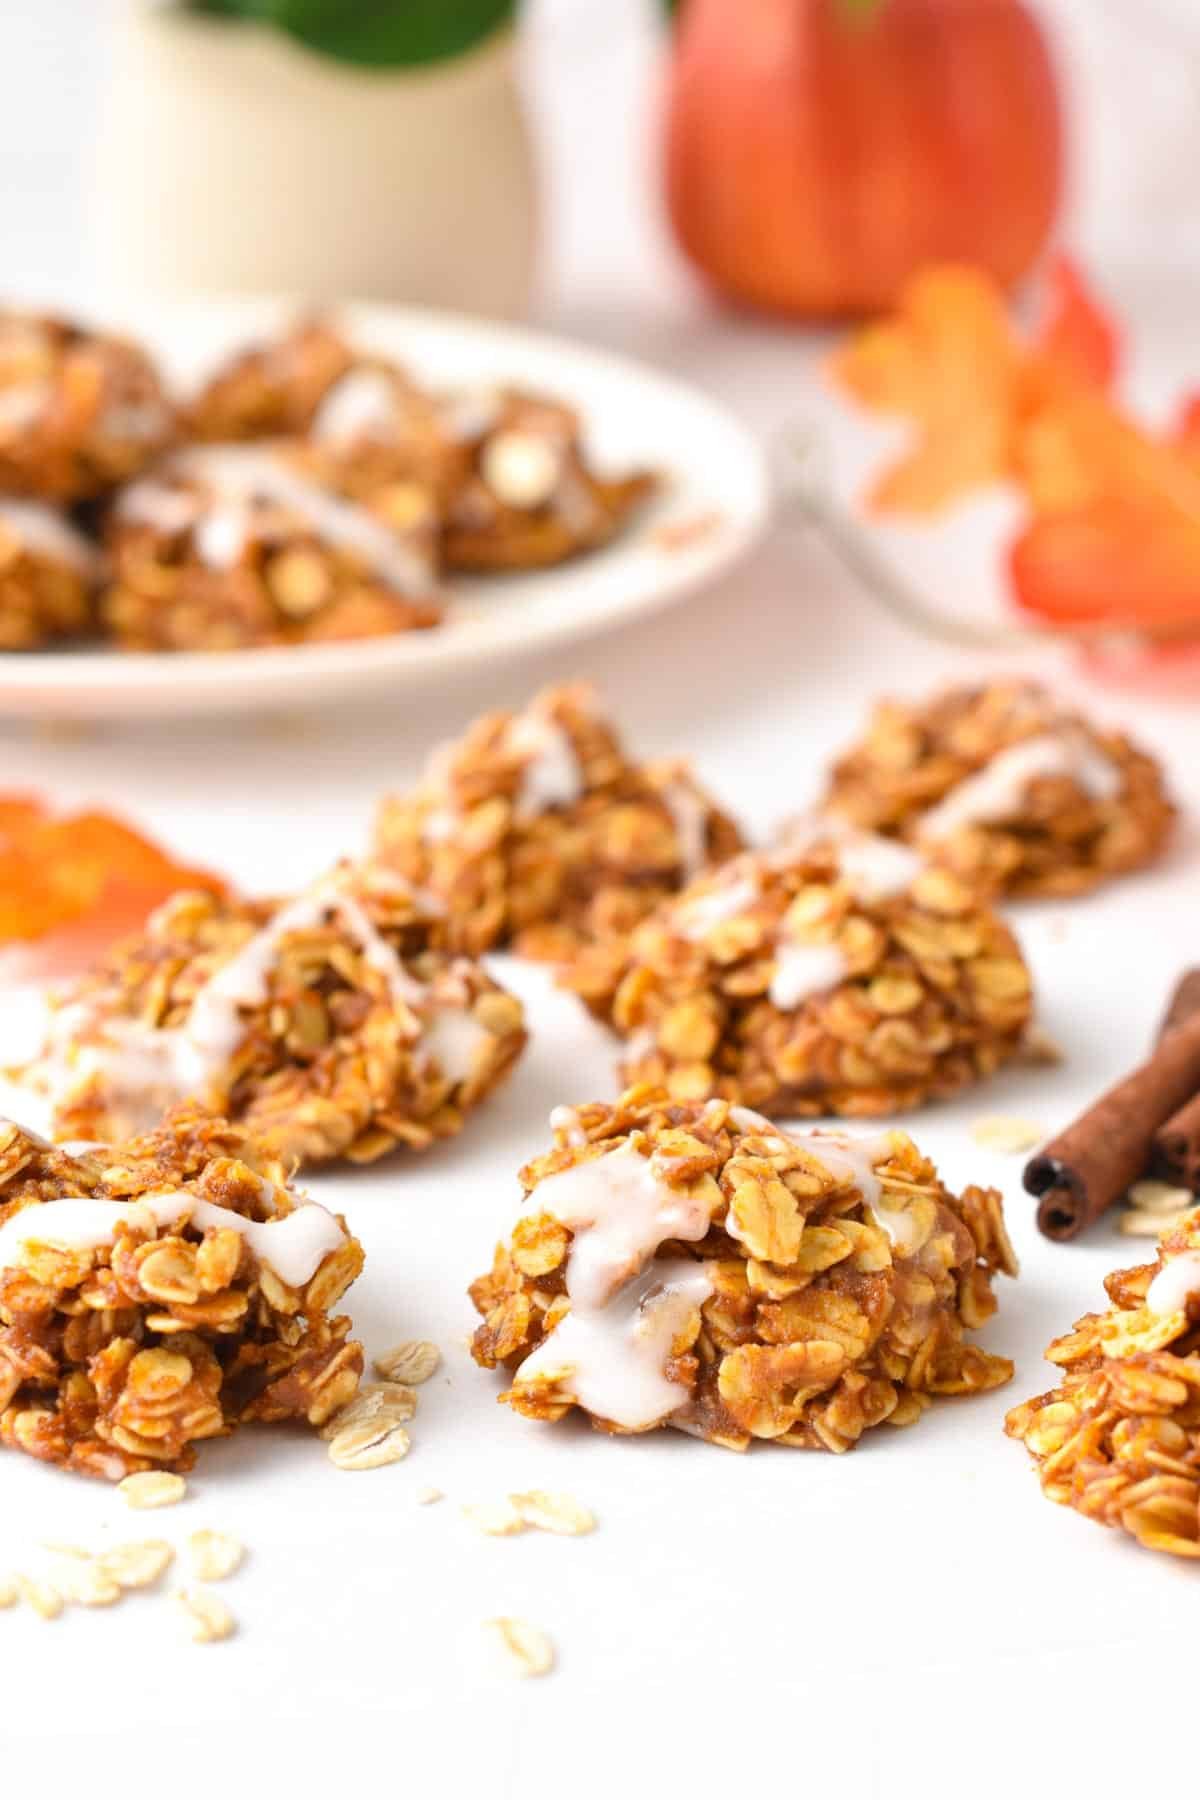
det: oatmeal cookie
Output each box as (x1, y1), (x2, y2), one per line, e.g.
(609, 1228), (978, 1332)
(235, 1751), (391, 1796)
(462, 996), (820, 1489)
(564, 822), (1033, 1117)
(823, 680), (1173, 899)
(470, 1089), (1016, 1450)
(298, 371), (656, 570)
(101, 444), (442, 650)
(434, 387), (657, 572)
(0, 311), (172, 502)
(0, 499), (98, 648)
(194, 322), (656, 570)
(21, 863), (526, 1166)
(187, 319), (356, 443)
(0, 1112), (364, 1480)
(1006, 1217), (1200, 1558)
(372, 683), (744, 958)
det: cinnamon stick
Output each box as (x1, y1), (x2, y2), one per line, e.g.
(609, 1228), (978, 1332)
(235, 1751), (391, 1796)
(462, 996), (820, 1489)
(1026, 1004), (1200, 1242)
(1152, 1092), (1200, 1192)
(1156, 967), (1200, 1042)
(1147, 969), (1200, 1191)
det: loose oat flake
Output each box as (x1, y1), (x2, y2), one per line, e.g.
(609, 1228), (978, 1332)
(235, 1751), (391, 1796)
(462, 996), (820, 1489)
(373, 1340), (441, 1385)
(462, 1498), (526, 1536)
(0, 1574), (18, 1609)
(1128, 1179), (1196, 1214)
(970, 1115), (1046, 1154)
(98, 1540), (174, 1591)
(176, 1586), (236, 1644)
(54, 1563), (121, 1608)
(327, 1417), (411, 1471)
(483, 1616), (555, 1679)
(18, 1576), (64, 1621)
(187, 1531), (244, 1583)
(416, 1486), (444, 1506)
(510, 1490), (596, 1537)
(118, 1470), (187, 1510)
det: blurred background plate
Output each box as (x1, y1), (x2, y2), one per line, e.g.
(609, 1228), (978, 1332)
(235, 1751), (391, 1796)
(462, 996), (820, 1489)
(0, 296), (770, 721)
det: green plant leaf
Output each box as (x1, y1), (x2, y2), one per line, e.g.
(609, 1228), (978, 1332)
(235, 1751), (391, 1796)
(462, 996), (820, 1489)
(184, 0), (519, 66)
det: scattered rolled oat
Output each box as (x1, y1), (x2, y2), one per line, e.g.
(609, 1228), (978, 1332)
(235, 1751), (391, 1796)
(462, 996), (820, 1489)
(373, 1341), (441, 1386)
(187, 1531), (244, 1583)
(327, 1417), (411, 1471)
(318, 1381), (417, 1441)
(48, 1558), (121, 1609)
(18, 1576), (64, 1621)
(176, 1586), (236, 1644)
(1128, 1179), (1196, 1213)
(118, 1471), (188, 1511)
(1018, 1024), (1065, 1067)
(482, 1615), (555, 1679)
(462, 1498), (526, 1537)
(509, 1491), (596, 1537)
(416, 1486), (444, 1506)
(970, 1116), (1046, 1154)
(98, 1540), (174, 1591)
(1120, 1178), (1198, 1239)
(0, 1574), (17, 1609)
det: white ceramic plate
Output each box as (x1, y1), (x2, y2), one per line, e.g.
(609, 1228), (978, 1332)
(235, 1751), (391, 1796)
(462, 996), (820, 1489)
(0, 299), (770, 720)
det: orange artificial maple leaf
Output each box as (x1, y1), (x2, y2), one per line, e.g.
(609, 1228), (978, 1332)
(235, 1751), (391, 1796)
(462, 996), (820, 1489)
(0, 795), (227, 975)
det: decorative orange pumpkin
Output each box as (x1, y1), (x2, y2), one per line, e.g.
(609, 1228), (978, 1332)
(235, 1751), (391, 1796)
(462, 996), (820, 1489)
(663, 0), (1063, 319)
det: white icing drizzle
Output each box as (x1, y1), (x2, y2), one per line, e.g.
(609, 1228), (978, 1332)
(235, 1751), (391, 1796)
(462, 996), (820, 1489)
(420, 1005), (487, 1084)
(676, 870), (761, 941)
(0, 1182), (346, 1290)
(193, 499), (252, 570)
(802, 1128), (921, 1250)
(0, 381), (51, 435)
(728, 1123), (914, 1251)
(505, 710), (584, 819)
(0, 499), (99, 576)
(514, 1137), (714, 1430)
(115, 481), (203, 535)
(770, 814), (922, 899)
(832, 832), (923, 899)
(480, 428), (563, 510)
(125, 447), (437, 596)
(549, 1104), (588, 1147)
(920, 730), (1122, 841)
(768, 940), (849, 1010)
(99, 398), (169, 443)
(657, 773), (711, 882)
(1146, 1251), (1200, 1318)
(311, 367), (403, 444)
(438, 386), (504, 444)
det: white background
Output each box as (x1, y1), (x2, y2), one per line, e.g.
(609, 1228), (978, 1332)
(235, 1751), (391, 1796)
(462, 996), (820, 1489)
(2, 4), (1200, 1797)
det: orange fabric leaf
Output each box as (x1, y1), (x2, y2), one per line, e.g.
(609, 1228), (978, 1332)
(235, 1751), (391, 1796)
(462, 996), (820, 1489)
(828, 265), (1022, 513)
(1010, 498), (1200, 630)
(1033, 254), (1121, 390)
(0, 796), (226, 975)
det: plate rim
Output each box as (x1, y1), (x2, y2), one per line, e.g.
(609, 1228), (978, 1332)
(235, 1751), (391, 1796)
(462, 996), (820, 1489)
(0, 296), (772, 715)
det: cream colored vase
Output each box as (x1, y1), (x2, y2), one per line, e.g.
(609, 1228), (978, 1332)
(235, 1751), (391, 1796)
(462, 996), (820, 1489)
(94, 7), (537, 319)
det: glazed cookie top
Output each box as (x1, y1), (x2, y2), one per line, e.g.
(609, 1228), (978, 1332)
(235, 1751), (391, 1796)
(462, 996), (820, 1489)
(823, 680), (1174, 899)
(471, 1089), (1016, 1449)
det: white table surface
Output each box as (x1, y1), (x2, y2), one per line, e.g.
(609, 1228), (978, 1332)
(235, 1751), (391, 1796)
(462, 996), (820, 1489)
(3, 4), (1200, 1796)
